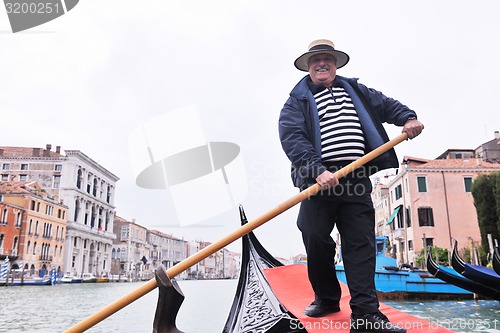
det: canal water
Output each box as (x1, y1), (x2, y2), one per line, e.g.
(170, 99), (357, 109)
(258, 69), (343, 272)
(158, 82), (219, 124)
(0, 279), (499, 333)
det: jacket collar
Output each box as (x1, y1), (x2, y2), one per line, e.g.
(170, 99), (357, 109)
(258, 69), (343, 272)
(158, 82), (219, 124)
(290, 75), (357, 98)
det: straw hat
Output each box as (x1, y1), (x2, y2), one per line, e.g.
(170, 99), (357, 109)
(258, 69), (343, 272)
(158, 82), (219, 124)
(294, 39), (350, 71)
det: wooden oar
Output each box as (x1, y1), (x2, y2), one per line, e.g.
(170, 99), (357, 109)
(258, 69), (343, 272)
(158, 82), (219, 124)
(64, 132), (409, 333)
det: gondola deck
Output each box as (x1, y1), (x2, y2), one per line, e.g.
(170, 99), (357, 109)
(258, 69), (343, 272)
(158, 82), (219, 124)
(264, 264), (456, 333)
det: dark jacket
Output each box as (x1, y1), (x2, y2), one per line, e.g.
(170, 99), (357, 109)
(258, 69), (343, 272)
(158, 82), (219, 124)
(279, 75), (417, 189)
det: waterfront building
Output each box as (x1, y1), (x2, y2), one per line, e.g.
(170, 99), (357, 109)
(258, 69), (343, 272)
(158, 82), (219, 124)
(0, 145), (119, 277)
(0, 181), (68, 277)
(381, 156), (500, 267)
(193, 241), (240, 279)
(148, 229), (187, 275)
(186, 240), (202, 279)
(372, 182), (391, 240)
(0, 192), (23, 264)
(111, 216), (154, 280)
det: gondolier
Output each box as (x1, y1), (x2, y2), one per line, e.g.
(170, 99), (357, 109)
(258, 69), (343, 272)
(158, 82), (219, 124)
(279, 39), (424, 333)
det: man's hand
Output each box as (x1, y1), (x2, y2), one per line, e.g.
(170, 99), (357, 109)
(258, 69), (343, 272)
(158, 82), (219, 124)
(316, 170), (339, 190)
(403, 119), (424, 139)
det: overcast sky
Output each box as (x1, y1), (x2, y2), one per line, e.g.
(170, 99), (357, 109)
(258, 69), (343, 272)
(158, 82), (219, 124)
(1, 0), (499, 259)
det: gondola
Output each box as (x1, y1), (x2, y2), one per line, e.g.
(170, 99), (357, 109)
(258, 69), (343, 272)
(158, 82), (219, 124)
(222, 206), (306, 333)
(451, 240), (500, 292)
(493, 246), (500, 276)
(426, 249), (500, 301)
(151, 206), (306, 333)
(151, 207), (462, 333)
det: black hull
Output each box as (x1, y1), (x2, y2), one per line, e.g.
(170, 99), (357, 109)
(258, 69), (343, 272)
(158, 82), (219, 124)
(222, 206), (306, 333)
(451, 241), (500, 293)
(427, 249), (500, 301)
(493, 247), (500, 276)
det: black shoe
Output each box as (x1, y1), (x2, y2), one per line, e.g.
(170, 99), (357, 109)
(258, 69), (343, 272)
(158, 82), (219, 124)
(304, 302), (340, 317)
(350, 312), (406, 333)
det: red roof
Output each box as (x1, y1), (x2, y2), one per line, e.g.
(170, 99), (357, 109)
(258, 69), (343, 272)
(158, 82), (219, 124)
(412, 158), (500, 169)
(0, 181), (42, 194)
(0, 146), (63, 158)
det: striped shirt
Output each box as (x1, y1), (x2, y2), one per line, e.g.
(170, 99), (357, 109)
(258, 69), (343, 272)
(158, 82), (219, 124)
(314, 87), (365, 162)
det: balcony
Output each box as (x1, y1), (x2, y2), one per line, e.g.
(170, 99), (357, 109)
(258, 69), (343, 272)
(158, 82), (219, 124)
(392, 228), (405, 240)
(38, 255), (53, 262)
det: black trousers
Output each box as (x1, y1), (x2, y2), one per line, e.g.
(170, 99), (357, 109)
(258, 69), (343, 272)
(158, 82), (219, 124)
(297, 168), (379, 315)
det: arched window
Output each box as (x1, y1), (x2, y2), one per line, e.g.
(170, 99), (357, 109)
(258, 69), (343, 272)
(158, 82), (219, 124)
(112, 248), (116, 259)
(16, 212), (21, 227)
(12, 237), (18, 253)
(76, 168), (83, 189)
(87, 174), (92, 194)
(33, 241), (37, 255)
(106, 185), (112, 204)
(74, 199), (80, 222)
(1, 208), (7, 224)
(29, 219), (33, 234)
(26, 240), (31, 254)
(0, 234), (4, 248)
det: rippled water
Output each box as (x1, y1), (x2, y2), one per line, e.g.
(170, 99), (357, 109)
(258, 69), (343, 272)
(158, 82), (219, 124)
(0, 279), (237, 333)
(0, 280), (499, 333)
(385, 299), (500, 333)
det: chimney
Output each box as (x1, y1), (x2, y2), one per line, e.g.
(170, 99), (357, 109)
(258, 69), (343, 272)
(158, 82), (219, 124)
(32, 148), (40, 157)
(43, 144), (51, 157)
(56, 146), (61, 154)
(495, 131), (499, 140)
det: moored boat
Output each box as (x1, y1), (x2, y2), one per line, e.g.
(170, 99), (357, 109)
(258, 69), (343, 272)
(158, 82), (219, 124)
(82, 273), (97, 283)
(426, 249), (500, 301)
(0, 276), (52, 286)
(494, 246), (500, 276)
(60, 274), (83, 284)
(335, 237), (473, 299)
(96, 276), (110, 283)
(451, 240), (500, 292)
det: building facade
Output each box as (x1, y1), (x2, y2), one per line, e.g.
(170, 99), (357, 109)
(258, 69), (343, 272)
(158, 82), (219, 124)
(111, 216), (153, 280)
(0, 181), (68, 277)
(381, 157), (500, 267)
(148, 229), (187, 271)
(0, 196), (23, 263)
(475, 131), (500, 163)
(111, 217), (191, 280)
(0, 145), (119, 277)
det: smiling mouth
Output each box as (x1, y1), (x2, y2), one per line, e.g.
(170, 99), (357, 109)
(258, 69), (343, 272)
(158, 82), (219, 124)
(316, 67), (329, 72)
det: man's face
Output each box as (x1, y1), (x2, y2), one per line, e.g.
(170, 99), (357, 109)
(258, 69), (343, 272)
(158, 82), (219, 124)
(307, 53), (337, 87)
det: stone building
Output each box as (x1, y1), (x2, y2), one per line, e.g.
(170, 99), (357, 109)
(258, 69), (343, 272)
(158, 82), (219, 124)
(148, 229), (187, 272)
(111, 216), (153, 280)
(0, 145), (119, 277)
